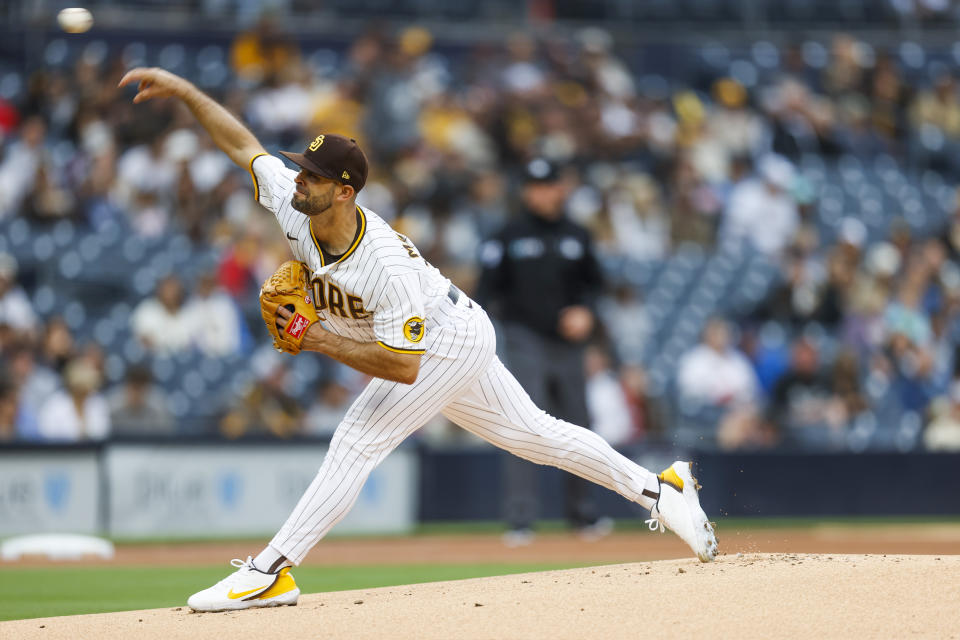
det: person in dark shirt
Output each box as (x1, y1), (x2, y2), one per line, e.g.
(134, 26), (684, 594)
(767, 337), (841, 449)
(476, 158), (607, 543)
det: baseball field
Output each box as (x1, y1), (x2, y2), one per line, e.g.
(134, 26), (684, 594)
(2, 518), (959, 639)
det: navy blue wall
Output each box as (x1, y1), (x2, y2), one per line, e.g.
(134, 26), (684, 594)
(417, 450), (960, 521)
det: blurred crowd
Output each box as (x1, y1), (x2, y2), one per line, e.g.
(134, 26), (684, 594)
(2, 21), (960, 452)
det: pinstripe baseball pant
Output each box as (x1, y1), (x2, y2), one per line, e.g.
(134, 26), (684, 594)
(270, 293), (656, 564)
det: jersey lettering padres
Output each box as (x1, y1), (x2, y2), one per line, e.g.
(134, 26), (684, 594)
(250, 154), (451, 354)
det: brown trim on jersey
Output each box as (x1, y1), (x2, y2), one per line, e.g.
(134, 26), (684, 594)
(309, 206), (367, 268)
(248, 152), (268, 202)
(339, 205), (366, 263)
(309, 222), (325, 267)
(376, 341), (426, 355)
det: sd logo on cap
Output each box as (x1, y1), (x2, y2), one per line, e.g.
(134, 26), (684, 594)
(281, 134), (368, 193)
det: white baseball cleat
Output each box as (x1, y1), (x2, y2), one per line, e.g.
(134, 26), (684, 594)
(646, 461), (718, 562)
(187, 557), (300, 612)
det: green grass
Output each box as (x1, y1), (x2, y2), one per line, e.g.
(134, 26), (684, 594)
(98, 515), (960, 545)
(0, 562), (586, 622)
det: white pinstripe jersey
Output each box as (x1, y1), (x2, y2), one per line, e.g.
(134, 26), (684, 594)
(250, 153), (452, 354)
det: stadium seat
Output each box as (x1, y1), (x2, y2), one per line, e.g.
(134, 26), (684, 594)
(0, 72), (23, 101)
(105, 353), (127, 385)
(81, 40), (109, 67)
(63, 300), (86, 331)
(158, 44), (187, 73)
(43, 40), (69, 68)
(93, 318), (119, 346)
(899, 42), (926, 72)
(122, 337), (147, 364)
(181, 370), (207, 400)
(122, 42), (148, 69)
(31, 286), (56, 317)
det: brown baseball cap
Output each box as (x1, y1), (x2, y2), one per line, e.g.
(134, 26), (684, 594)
(280, 134), (368, 193)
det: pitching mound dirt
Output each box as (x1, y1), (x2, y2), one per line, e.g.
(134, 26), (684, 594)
(4, 554), (958, 639)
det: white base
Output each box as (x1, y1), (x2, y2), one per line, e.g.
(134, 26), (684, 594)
(1, 533), (115, 561)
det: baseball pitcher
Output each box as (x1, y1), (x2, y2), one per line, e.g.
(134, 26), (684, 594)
(118, 67), (717, 613)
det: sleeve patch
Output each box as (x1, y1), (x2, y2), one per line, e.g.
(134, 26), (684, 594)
(403, 316), (425, 343)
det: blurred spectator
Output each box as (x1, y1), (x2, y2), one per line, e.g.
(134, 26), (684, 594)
(230, 17), (300, 84)
(41, 317), (75, 373)
(304, 379), (352, 437)
(620, 363), (665, 440)
(880, 258), (941, 409)
(822, 34), (868, 100)
(677, 317), (760, 407)
(218, 229), (264, 300)
(500, 32), (546, 97)
(722, 154), (799, 256)
(829, 349), (869, 425)
(365, 27), (440, 158)
(184, 273), (244, 357)
(707, 78), (766, 164)
(910, 72), (960, 140)
(755, 244), (826, 330)
(748, 324), (792, 393)
(846, 241), (900, 350)
(940, 192), (960, 260)
(6, 344), (58, 424)
(0, 379), (17, 441)
(667, 153), (720, 247)
(131, 275), (194, 354)
(677, 318), (767, 449)
(868, 51), (909, 145)
(37, 358), (110, 441)
(23, 162), (77, 221)
(885, 334), (937, 414)
(777, 73), (840, 154)
(0, 115), (46, 219)
(0, 95), (17, 140)
(767, 338), (848, 449)
(883, 267), (933, 348)
(584, 345), (633, 447)
(116, 136), (177, 205)
(443, 172), (507, 279)
(127, 189), (171, 238)
(597, 284), (648, 365)
(220, 350), (302, 439)
(308, 79), (367, 147)
(924, 383), (960, 451)
(0, 376), (38, 441)
(835, 94), (889, 158)
(247, 65), (313, 140)
(578, 27), (635, 100)
(108, 365), (175, 437)
(601, 173), (670, 261)
(0, 254), (34, 335)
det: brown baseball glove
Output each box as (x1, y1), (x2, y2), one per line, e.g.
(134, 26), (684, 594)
(259, 260), (320, 355)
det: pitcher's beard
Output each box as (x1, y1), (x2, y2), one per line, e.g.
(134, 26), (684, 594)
(292, 192), (332, 216)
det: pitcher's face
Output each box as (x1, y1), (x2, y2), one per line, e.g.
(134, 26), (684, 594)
(292, 170), (338, 216)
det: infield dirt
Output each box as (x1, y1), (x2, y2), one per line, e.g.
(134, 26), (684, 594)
(3, 553), (958, 639)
